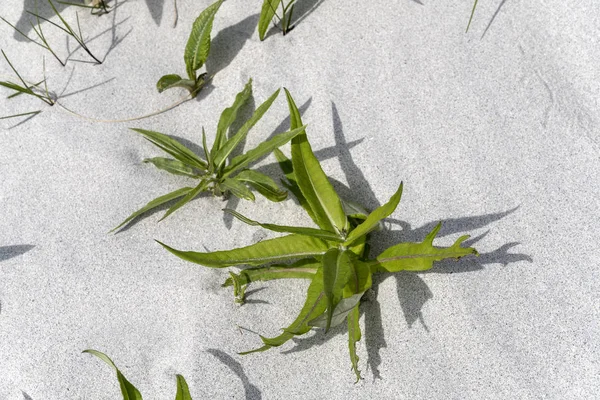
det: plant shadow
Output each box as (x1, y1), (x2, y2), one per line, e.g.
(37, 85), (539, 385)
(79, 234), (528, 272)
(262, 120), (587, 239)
(0, 245), (35, 262)
(206, 349), (262, 400)
(239, 101), (532, 380)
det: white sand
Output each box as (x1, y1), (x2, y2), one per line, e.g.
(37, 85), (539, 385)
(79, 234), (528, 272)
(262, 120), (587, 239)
(1, 0), (599, 398)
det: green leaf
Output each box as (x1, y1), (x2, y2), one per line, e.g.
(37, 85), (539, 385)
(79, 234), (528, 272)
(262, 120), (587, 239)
(111, 187), (194, 232)
(223, 125), (307, 177)
(213, 89), (281, 170)
(156, 74), (197, 94)
(240, 266), (328, 354)
(322, 248), (354, 331)
(224, 209), (344, 242)
(466, 0), (479, 33)
(212, 78), (253, 158)
(258, 0), (282, 40)
(341, 199), (369, 221)
(201, 127), (212, 170)
(0, 80), (34, 95)
(373, 223), (479, 272)
(347, 304), (362, 382)
(157, 234), (329, 268)
(344, 183), (403, 246)
(83, 349), (142, 400)
(130, 128), (207, 170)
(222, 259), (319, 288)
(184, 0), (223, 81)
(220, 177), (255, 201)
(160, 179), (209, 221)
(174, 374), (192, 400)
(308, 292), (363, 329)
(273, 148), (317, 223)
(143, 157), (199, 178)
(233, 169), (287, 202)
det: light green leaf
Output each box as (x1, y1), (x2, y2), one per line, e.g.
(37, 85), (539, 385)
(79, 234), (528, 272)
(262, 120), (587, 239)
(220, 177), (255, 201)
(223, 259), (319, 288)
(157, 234), (329, 268)
(130, 128), (207, 170)
(174, 374), (192, 400)
(0, 80), (34, 95)
(308, 292), (363, 328)
(286, 89), (348, 234)
(344, 183), (403, 246)
(111, 187), (194, 232)
(156, 74), (196, 94)
(201, 127), (212, 170)
(233, 169), (287, 202)
(240, 266), (328, 354)
(212, 78), (253, 157)
(184, 0), (223, 81)
(341, 199), (369, 221)
(213, 89), (280, 171)
(223, 125), (306, 177)
(143, 157), (199, 178)
(373, 223), (479, 272)
(83, 349), (142, 400)
(224, 209), (344, 242)
(160, 180), (209, 221)
(347, 304), (362, 382)
(466, 0), (479, 33)
(258, 0), (282, 40)
(322, 248), (354, 331)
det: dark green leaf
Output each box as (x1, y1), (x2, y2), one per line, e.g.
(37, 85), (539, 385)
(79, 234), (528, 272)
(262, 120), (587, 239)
(233, 169), (287, 202)
(220, 178), (255, 201)
(144, 157), (199, 178)
(308, 292), (363, 328)
(273, 148), (317, 223)
(0, 80), (34, 95)
(160, 179), (209, 221)
(157, 234), (329, 268)
(130, 128), (207, 170)
(258, 0), (282, 40)
(184, 0), (223, 80)
(222, 259), (319, 288)
(83, 349), (142, 400)
(156, 74), (197, 94)
(224, 209), (344, 242)
(111, 187), (194, 232)
(322, 248), (354, 331)
(174, 374), (192, 400)
(212, 79), (253, 157)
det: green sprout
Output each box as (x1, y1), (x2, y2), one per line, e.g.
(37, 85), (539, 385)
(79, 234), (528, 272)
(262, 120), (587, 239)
(112, 79), (306, 232)
(258, 0), (297, 40)
(157, 89), (479, 381)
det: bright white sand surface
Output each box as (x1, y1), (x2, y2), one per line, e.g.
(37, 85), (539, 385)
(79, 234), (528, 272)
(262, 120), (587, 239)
(1, 0), (599, 398)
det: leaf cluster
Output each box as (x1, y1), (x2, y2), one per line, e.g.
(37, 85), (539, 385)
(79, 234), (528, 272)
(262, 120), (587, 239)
(113, 79), (305, 231)
(258, 0), (296, 40)
(157, 89), (479, 381)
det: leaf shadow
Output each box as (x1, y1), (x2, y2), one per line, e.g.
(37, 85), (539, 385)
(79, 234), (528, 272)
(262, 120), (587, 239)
(144, 0), (165, 26)
(0, 245), (35, 262)
(206, 14), (259, 77)
(481, 0), (510, 38)
(206, 349), (262, 400)
(22, 391), (34, 400)
(12, 0), (70, 41)
(290, 0), (328, 29)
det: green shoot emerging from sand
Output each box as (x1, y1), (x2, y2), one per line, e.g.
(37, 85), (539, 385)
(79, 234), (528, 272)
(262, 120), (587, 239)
(57, 0), (112, 16)
(157, 89), (479, 381)
(258, 0), (296, 40)
(156, 0), (223, 97)
(83, 349), (193, 399)
(113, 79), (306, 232)
(0, 50), (54, 119)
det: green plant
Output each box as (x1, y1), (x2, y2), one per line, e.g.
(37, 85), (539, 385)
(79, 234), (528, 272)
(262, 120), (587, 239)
(83, 349), (193, 399)
(466, 0), (479, 32)
(157, 89), (479, 381)
(258, 0), (296, 40)
(57, 0), (112, 15)
(113, 79), (306, 232)
(156, 0), (223, 97)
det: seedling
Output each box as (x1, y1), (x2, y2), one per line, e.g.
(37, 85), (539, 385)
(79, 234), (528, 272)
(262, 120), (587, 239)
(156, 0), (223, 97)
(26, 0), (102, 64)
(113, 79), (306, 231)
(258, 0), (296, 40)
(0, 50), (54, 119)
(466, 0), (479, 32)
(83, 349), (193, 399)
(157, 89), (478, 381)
(57, 0), (112, 15)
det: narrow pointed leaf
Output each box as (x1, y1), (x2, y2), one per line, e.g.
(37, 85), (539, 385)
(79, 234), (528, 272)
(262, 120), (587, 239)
(112, 187), (194, 232)
(286, 89), (348, 234)
(201, 127), (212, 170)
(341, 199), (370, 221)
(322, 248), (354, 331)
(273, 148), (317, 223)
(160, 180), (208, 221)
(156, 74), (196, 94)
(157, 234), (328, 268)
(225, 209), (344, 242)
(240, 267), (328, 354)
(175, 374), (192, 400)
(344, 183), (403, 246)
(213, 89), (280, 170)
(223, 259), (319, 288)
(212, 78), (253, 157)
(308, 292), (363, 328)
(220, 178), (255, 201)
(258, 0), (282, 40)
(347, 304), (362, 382)
(131, 128), (207, 170)
(143, 157), (199, 177)
(223, 125), (307, 177)
(184, 0), (223, 80)
(0, 81), (34, 95)
(83, 350), (142, 400)
(374, 223), (479, 272)
(233, 169), (287, 202)
(466, 0), (479, 33)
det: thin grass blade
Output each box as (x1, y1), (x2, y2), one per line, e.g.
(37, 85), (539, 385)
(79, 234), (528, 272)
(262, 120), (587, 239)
(0, 110), (41, 120)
